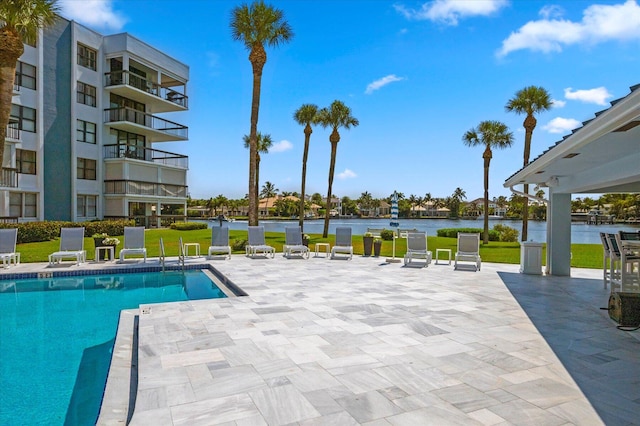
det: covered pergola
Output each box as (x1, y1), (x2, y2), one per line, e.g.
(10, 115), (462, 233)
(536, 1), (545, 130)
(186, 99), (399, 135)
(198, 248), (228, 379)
(504, 84), (640, 276)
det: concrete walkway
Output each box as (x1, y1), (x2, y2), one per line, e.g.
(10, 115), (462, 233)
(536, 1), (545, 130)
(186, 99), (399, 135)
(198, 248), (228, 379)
(118, 254), (639, 425)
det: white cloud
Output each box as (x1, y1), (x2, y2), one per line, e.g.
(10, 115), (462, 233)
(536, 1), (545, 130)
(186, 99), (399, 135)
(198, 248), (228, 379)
(539, 5), (564, 20)
(498, 0), (640, 57)
(551, 99), (566, 108)
(543, 117), (582, 134)
(269, 140), (293, 153)
(394, 0), (508, 25)
(564, 87), (612, 105)
(365, 74), (405, 94)
(338, 169), (357, 179)
(59, 0), (126, 31)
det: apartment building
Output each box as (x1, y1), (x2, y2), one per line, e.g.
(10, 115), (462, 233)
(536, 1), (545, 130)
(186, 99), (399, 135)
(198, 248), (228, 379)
(4, 16), (189, 227)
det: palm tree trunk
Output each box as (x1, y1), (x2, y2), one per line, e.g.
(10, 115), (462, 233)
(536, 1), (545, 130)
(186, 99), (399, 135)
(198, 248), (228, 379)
(248, 44), (266, 226)
(255, 156), (260, 218)
(323, 133), (339, 238)
(521, 115), (536, 241)
(483, 146), (492, 244)
(299, 125), (311, 231)
(0, 29), (25, 170)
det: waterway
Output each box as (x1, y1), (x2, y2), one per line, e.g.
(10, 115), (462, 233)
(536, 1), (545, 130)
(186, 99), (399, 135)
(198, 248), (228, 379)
(205, 218), (640, 245)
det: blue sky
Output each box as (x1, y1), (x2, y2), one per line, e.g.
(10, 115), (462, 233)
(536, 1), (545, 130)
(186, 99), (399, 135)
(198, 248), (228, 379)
(59, 0), (640, 201)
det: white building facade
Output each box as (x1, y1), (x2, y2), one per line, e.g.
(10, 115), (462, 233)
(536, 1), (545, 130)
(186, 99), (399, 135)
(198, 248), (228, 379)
(4, 17), (189, 227)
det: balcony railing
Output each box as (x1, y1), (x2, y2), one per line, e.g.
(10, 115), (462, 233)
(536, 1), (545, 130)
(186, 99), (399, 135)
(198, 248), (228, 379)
(104, 180), (188, 197)
(0, 168), (18, 188)
(104, 107), (188, 140)
(104, 70), (188, 108)
(103, 144), (188, 169)
(104, 215), (186, 228)
(5, 123), (20, 141)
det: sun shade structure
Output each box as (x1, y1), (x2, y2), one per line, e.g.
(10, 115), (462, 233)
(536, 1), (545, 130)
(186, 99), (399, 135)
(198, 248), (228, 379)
(504, 83), (640, 276)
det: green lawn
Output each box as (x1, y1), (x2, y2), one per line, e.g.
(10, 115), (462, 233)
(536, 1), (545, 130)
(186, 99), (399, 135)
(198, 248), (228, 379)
(17, 228), (604, 269)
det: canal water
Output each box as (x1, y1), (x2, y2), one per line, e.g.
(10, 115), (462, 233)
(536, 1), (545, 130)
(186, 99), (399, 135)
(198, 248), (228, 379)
(205, 218), (640, 245)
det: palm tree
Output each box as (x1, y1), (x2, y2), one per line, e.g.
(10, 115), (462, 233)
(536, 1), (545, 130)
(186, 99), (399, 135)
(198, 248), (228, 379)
(423, 192), (432, 216)
(505, 86), (552, 241)
(230, 1), (293, 226)
(293, 103), (318, 231)
(463, 120), (514, 244)
(0, 0), (58, 169)
(316, 100), (359, 237)
(260, 181), (278, 217)
(243, 132), (273, 211)
(408, 194), (417, 217)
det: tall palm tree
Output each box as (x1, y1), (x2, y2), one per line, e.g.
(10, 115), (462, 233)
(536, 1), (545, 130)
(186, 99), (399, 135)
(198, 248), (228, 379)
(243, 132), (272, 211)
(0, 0), (58, 169)
(260, 181), (278, 217)
(505, 86), (552, 241)
(408, 194), (417, 217)
(293, 103), (318, 231)
(231, 1), (293, 226)
(316, 100), (359, 237)
(463, 120), (514, 244)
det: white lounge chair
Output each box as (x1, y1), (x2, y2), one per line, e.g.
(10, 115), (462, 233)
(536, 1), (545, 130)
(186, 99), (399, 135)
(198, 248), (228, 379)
(49, 227), (86, 266)
(246, 226), (275, 258)
(454, 232), (481, 271)
(404, 232), (431, 267)
(283, 226), (309, 259)
(119, 226), (147, 263)
(331, 227), (353, 260)
(0, 228), (19, 268)
(208, 226), (231, 259)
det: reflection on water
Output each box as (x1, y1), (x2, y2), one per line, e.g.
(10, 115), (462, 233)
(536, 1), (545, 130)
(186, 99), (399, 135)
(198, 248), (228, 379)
(204, 218), (640, 245)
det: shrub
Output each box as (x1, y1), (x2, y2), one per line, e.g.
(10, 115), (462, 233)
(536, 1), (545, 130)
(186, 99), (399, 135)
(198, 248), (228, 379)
(84, 219), (135, 237)
(231, 239), (247, 251)
(170, 222), (208, 231)
(437, 227), (499, 241)
(0, 219), (135, 243)
(380, 229), (395, 241)
(493, 224), (519, 242)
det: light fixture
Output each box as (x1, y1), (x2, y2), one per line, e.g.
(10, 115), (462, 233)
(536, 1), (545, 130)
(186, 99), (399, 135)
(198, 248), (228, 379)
(546, 176), (559, 187)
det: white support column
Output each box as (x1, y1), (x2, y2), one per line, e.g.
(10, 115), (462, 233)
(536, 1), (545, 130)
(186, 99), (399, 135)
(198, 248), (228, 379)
(546, 190), (572, 276)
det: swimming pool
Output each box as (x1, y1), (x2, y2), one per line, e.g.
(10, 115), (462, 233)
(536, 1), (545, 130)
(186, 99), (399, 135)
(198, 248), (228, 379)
(0, 269), (228, 426)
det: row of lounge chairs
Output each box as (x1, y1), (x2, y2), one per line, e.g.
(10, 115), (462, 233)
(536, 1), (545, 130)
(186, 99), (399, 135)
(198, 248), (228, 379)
(0, 226), (482, 270)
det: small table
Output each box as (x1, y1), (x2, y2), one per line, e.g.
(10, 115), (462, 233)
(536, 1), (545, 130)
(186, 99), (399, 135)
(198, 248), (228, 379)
(435, 248), (452, 265)
(95, 246), (115, 262)
(183, 242), (201, 257)
(315, 243), (330, 258)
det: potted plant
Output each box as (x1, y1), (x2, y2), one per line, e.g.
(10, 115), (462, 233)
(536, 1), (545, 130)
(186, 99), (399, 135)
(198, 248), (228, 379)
(302, 234), (310, 247)
(373, 238), (382, 257)
(363, 232), (374, 256)
(93, 233), (120, 260)
(92, 233), (108, 249)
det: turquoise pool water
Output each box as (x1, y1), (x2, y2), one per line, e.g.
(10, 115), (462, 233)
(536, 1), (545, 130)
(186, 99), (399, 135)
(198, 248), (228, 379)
(0, 270), (226, 426)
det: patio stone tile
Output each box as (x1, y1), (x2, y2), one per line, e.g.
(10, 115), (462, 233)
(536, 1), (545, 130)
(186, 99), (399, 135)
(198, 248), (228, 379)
(249, 384), (320, 424)
(335, 390), (403, 423)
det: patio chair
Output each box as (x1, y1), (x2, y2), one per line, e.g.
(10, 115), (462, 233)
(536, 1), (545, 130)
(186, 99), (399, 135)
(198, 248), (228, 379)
(454, 232), (481, 271)
(48, 227), (86, 266)
(283, 226), (309, 259)
(609, 233), (640, 290)
(119, 226), (147, 263)
(331, 227), (353, 260)
(246, 226), (275, 258)
(403, 232), (431, 267)
(208, 226), (231, 259)
(599, 232), (612, 288)
(0, 228), (19, 268)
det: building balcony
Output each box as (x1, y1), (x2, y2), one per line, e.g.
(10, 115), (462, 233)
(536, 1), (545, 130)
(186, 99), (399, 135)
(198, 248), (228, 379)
(0, 168), (18, 188)
(13, 84), (20, 96)
(104, 107), (188, 142)
(103, 144), (188, 169)
(104, 180), (188, 198)
(5, 123), (20, 143)
(104, 70), (188, 113)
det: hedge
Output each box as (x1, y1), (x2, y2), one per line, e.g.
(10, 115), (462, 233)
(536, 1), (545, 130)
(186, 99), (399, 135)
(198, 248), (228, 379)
(437, 227), (500, 241)
(0, 219), (135, 243)
(169, 222), (208, 231)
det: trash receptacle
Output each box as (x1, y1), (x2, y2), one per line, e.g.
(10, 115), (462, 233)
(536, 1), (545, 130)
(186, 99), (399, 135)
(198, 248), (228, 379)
(520, 241), (543, 275)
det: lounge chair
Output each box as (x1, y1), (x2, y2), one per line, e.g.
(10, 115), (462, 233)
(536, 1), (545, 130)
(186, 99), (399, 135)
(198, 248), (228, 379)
(0, 228), (19, 268)
(454, 232), (481, 271)
(246, 226), (275, 258)
(331, 227), (353, 260)
(49, 227), (86, 266)
(119, 226), (147, 263)
(600, 232), (612, 288)
(283, 226), (309, 259)
(403, 232), (432, 267)
(208, 226), (231, 259)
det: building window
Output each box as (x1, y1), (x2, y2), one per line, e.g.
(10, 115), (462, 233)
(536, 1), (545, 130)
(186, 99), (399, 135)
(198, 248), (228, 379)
(77, 44), (97, 71)
(10, 192), (37, 218)
(77, 195), (97, 217)
(77, 158), (97, 180)
(10, 104), (36, 132)
(15, 61), (36, 90)
(77, 119), (96, 143)
(16, 149), (36, 174)
(77, 82), (97, 107)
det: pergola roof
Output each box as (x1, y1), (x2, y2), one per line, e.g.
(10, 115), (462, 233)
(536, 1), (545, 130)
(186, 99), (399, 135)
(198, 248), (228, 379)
(504, 83), (640, 194)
